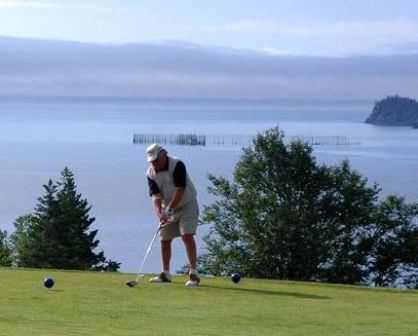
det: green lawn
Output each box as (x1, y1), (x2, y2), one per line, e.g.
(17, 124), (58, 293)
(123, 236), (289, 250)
(0, 267), (417, 335)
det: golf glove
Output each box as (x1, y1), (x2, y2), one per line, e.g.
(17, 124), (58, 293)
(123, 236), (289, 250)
(164, 207), (174, 217)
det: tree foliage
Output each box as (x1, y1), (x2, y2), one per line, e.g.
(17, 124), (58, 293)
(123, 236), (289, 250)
(363, 196), (418, 286)
(0, 230), (13, 266)
(201, 127), (418, 286)
(11, 167), (119, 271)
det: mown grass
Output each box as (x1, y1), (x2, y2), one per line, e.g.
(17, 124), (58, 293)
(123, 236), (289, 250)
(0, 267), (417, 335)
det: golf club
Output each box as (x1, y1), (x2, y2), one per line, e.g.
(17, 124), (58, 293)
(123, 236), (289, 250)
(126, 221), (170, 287)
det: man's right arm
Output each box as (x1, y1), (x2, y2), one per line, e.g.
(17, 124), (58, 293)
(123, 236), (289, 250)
(148, 177), (166, 222)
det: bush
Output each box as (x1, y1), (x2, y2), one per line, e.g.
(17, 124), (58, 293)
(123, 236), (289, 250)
(200, 127), (418, 286)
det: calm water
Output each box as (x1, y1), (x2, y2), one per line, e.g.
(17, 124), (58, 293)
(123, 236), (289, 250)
(1, 98), (417, 273)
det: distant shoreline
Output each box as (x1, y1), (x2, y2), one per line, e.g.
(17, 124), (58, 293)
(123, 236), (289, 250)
(0, 95), (375, 105)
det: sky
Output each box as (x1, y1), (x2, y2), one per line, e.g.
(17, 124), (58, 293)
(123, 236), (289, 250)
(1, 0), (418, 56)
(1, 0), (418, 100)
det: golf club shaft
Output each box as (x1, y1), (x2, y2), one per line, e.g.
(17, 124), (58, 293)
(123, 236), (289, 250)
(135, 227), (159, 281)
(134, 221), (171, 281)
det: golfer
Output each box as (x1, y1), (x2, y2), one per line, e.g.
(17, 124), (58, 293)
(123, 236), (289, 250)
(145, 143), (200, 286)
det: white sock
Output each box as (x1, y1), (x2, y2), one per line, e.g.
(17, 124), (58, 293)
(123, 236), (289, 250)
(163, 269), (170, 275)
(189, 269), (197, 275)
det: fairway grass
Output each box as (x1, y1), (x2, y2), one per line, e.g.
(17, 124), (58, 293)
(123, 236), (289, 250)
(0, 267), (417, 335)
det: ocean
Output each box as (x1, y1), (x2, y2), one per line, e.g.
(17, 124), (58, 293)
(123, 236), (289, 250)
(1, 97), (417, 273)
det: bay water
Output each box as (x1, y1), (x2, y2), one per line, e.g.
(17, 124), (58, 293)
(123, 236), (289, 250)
(1, 98), (417, 273)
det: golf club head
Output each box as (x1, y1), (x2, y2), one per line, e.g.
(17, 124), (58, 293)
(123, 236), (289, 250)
(126, 280), (138, 287)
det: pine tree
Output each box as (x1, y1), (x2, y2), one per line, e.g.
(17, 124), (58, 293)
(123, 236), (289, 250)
(55, 167), (105, 269)
(11, 167), (115, 270)
(35, 179), (60, 268)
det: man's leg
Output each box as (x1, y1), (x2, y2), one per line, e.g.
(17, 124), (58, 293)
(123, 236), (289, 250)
(181, 234), (197, 270)
(161, 239), (172, 272)
(178, 200), (200, 286)
(150, 239), (172, 283)
(182, 233), (200, 286)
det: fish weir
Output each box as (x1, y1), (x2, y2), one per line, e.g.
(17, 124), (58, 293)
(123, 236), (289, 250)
(133, 133), (206, 146)
(133, 133), (361, 147)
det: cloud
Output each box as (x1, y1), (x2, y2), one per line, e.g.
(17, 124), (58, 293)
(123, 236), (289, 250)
(253, 47), (303, 56)
(0, 0), (109, 12)
(1, 36), (418, 100)
(0, 0), (58, 9)
(380, 41), (418, 54)
(75, 3), (112, 13)
(194, 18), (418, 39)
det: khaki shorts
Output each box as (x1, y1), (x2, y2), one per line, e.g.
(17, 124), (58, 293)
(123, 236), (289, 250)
(159, 199), (199, 241)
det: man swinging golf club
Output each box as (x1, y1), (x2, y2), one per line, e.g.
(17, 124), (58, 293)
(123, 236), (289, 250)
(146, 143), (200, 287)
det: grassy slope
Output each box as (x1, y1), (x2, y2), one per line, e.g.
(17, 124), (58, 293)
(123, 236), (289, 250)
(0, 267), (417, 336)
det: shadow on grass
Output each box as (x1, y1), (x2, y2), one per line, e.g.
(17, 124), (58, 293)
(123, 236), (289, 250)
(199, 284), (329, 300)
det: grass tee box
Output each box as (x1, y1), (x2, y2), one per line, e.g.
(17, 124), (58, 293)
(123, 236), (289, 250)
(0, 268), (417, 336)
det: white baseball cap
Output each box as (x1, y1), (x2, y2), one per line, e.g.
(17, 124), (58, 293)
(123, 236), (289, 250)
(146, 143), (164, 162)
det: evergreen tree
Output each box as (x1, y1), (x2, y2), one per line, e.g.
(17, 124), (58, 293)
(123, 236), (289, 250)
(35, 179), (60, 268)
(55, 167), (105, 269)
(12, 180), (64, 268)
(11, 167), (117, 271)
